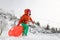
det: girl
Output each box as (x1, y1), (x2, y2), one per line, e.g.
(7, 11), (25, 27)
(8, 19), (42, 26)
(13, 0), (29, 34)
(17, 9), (35, 36)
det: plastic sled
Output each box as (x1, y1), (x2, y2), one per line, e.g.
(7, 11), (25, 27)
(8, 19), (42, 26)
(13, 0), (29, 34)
(8, 25), (23, 37)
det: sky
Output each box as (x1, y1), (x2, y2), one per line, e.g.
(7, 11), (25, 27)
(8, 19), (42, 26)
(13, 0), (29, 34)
(0, 0), (60, 28)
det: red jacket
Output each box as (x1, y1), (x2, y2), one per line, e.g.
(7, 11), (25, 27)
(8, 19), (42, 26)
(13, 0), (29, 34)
(17, 9), (34, 26)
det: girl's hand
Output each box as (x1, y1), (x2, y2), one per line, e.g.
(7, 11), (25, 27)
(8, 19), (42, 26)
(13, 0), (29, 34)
(32, 21), (35, 24)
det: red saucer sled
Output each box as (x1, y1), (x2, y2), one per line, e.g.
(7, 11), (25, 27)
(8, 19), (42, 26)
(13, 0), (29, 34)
(8, 25), (23, 37)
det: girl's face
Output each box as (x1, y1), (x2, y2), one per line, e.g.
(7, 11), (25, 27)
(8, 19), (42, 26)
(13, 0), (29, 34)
(28, 12), (31, 16)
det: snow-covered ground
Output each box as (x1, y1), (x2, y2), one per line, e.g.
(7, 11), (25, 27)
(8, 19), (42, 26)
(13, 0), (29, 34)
(0, 12), (60, 40)
(0, 21), (60, 40)
(0, 26), (60, 40)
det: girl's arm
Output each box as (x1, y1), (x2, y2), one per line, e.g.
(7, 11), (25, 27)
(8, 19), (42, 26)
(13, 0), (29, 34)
(30, 17), (35, 24)
(17, 17), (23, 26)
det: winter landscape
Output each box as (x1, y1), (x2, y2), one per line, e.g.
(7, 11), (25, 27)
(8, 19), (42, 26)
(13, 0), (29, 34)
(0, 0), (60, 40)
(0, 9), (60, 40)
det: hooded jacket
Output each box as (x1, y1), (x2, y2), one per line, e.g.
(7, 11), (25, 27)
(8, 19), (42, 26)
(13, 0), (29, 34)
(17, 9), (34, 26)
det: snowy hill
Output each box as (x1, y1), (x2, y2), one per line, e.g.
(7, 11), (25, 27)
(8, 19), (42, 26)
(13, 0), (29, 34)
(0, 19), (60, 40)
(0, 11), (60, 40)
(1, 28), (60, 40)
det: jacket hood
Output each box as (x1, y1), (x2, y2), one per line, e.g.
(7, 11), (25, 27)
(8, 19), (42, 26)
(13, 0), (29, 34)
(24, 9), (31, 15)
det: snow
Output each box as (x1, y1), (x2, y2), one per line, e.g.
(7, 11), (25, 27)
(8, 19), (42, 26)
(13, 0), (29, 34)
(0, 12), (60, 40)
(0, 29), (60, 40)
(0, 22), (60, 40)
